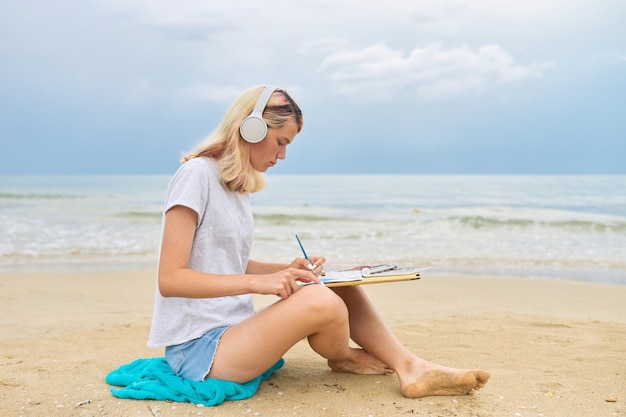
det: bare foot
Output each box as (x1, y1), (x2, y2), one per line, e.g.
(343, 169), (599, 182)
(401, 368), (490, 398)
(328, 347), (394, 375)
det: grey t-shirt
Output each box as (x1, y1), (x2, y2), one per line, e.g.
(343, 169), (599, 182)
(148, 157), (256, 348)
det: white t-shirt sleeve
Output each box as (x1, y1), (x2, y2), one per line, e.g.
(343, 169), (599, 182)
(163, 159), (211, 227)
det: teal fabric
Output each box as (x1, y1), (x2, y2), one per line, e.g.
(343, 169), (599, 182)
(106, 357), (284, 406)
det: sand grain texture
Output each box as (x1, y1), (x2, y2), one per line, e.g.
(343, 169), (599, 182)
(1, 271), (624, 417)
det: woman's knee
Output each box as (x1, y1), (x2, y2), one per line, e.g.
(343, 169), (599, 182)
(299, 285), (347, 323)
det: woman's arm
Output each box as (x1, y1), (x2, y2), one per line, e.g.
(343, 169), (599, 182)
(157, 205), (322, 299)
(246, 259), (289, 274)
(247, 256), (326, 276)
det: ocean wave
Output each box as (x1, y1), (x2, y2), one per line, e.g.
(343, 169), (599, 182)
(253, 213), (352, 224)
(115, 211), (162, 221)
(253, 208), (626, 235)
(0, 192), (84, 200)
(2, 174), (625, 282)
(446, 215), (626, 233)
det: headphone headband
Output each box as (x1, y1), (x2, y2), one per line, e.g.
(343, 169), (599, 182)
(240, 85), (277, 143)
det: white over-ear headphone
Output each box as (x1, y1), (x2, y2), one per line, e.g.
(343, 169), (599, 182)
(239, 85), (277, 143)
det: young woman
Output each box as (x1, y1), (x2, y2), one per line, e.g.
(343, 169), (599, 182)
(148, 85), (490, 398)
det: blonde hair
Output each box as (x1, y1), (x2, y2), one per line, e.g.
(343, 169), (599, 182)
(181, 85), (303, 193)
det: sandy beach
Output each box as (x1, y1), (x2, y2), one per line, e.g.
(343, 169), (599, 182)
(1, 270), (624, 417)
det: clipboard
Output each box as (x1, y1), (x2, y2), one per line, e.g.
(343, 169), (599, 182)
(324, 272), (421, 287)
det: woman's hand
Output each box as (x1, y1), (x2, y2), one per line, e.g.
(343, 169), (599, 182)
(289, 256), (326, 277)
(259, 267), (323, 299)
(246, 256), (326, 298)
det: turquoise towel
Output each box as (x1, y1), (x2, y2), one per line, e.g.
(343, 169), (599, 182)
(106, 357), (284, 406)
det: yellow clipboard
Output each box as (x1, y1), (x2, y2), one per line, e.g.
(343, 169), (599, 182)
(325, 273), (421, 288)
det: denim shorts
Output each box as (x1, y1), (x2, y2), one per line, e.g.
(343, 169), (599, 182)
(165, 326), (230, 381)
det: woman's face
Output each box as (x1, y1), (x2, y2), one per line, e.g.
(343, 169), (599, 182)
(248, 118), (299, 172)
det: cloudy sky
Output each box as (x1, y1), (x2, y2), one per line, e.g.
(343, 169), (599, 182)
(1, 0), (624, 175)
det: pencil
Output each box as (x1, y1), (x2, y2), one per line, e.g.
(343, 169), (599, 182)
(295, 234), (310, 263)
(295, 234), (323, 284)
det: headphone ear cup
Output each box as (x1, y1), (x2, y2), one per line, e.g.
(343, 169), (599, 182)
(240, 85), (277, 143)
(240, 115), (268, 143)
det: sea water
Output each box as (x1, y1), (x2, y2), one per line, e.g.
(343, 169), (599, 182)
(1, 175), (625, 284)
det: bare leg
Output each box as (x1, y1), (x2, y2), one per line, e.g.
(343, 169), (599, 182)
(331, 286), (490, 398)
(208, 285), (389, 383)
